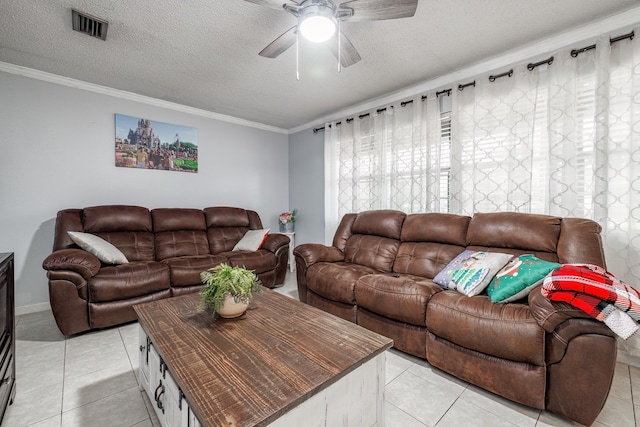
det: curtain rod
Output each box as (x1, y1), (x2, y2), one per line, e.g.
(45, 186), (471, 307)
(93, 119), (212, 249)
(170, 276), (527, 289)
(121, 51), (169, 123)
(489, 69), (513, 82)
(314, 107), (392, 133)
(313, 30), (635, 133)
(571, 30), (634, 57)
(433, 30), (635, 95)
(458, 81), (476, 91)
(527, 56), (554, 71)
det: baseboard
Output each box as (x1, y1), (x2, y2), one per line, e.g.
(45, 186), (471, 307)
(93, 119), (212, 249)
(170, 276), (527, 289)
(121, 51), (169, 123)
(16, 302), (51, 316)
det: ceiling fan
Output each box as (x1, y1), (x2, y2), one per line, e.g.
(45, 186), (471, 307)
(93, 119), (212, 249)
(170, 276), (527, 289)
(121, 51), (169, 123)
(244, 0), (419, 69)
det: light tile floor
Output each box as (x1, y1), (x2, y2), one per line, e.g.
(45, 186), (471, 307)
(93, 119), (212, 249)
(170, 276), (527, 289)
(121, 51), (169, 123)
(4, 271), (638, 427)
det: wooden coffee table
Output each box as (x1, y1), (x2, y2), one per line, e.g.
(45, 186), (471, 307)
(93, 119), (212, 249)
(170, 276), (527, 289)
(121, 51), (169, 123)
(134, 289), (393, 427)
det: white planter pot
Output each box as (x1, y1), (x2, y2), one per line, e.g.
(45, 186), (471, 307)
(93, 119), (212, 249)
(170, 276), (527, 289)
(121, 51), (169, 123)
(217, 293), (249, 318)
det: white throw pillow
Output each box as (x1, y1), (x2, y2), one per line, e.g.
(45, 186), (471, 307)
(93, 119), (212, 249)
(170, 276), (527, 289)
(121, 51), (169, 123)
(232, 229), (270, 252)
(67, 231), (129, 265)
(445, 251), (513, 297)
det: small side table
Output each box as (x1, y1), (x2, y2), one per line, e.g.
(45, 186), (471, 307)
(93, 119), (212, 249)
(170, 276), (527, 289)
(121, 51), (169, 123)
(281, 232), (295, 272)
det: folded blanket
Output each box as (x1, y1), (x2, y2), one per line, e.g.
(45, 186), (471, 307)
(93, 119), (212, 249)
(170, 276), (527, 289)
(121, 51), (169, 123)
(542, 264), (640, 339)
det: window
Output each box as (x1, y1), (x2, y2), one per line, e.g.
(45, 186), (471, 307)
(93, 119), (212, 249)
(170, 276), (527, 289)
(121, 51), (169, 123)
(333, 100), (446, 217)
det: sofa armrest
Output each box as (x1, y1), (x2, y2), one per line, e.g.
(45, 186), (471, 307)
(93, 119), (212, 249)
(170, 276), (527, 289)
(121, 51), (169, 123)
(529, 284), (615, 359)
(42, 249), (101, 280)
(293, 244), (344, 304)
(293, 244), (344, 269)
(528, 284), (616, 425)
(528, 285), (596, 332)
(262, 233), (290, 253)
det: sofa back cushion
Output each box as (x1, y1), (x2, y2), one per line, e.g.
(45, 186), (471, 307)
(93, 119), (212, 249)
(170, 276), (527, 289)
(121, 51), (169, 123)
(332, 214), (357, 252)
(394, 213), (471, 278)
(343, 210), (405, 272)
(152, 209), (210, 261)
(344, 236), (400, 272)
(351, 210), (406, 240)
(82, 205), (155, 262)
(466, 212), (562, 263)
(204, 207), (263, 254)
(557, 218), (606, 266)
(53, 209), (84, 251)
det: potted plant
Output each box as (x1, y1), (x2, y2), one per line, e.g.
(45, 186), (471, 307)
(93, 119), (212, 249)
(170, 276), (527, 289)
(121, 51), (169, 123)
(200, 264), (261, 318)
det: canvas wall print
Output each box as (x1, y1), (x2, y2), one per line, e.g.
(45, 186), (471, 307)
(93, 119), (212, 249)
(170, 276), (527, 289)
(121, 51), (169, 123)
(115, 114), (198, 173)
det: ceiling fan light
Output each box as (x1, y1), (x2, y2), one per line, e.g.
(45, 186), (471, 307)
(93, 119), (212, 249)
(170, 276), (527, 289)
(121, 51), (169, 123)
(299, 7), (336, 43)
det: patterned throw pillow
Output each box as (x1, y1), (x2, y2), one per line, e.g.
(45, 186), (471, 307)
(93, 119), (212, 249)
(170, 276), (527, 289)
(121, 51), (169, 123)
(232, 229), (270, 251)
(433, 250), (475, 289)
(67, 231), (129, 265)
(488, 254), (561, 303)
(434, 251), (513, 296)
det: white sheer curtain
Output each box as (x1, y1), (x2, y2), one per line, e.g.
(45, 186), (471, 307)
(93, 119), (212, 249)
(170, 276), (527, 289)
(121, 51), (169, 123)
(451, 31), (640, 357)
(450, 65), (544, 214)
(324, 26), (640, 359)
(324, 94), (441, 243)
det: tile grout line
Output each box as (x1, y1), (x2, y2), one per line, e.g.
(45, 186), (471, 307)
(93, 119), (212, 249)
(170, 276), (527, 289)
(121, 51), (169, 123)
(121, 325), (157, 426)
(120, 326), (147, 427)
(628, 364), (636, 427)
(433, 392), (464, 427)
(438, 382), (539, 427)
(386, 399), (428, 427)
(60, 334), (67, 423)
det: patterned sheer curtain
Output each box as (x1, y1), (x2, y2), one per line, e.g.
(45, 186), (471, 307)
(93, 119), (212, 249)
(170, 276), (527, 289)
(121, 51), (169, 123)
(451, 31), (640, 357)
(324, 95), (442, 243)
(324, 27), (639, 358)
(450, 65), (545, 214)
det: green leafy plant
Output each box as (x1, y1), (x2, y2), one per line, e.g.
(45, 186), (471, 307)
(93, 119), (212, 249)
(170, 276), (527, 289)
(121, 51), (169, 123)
(199, 264), (261, 313)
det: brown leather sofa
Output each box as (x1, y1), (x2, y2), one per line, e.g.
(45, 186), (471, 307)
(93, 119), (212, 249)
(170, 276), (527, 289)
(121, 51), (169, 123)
(42, 205), (290, 336)
(293, 210), (616, 426)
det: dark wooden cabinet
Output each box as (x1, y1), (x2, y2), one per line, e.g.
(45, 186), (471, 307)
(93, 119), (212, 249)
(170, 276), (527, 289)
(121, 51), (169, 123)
(0, 253), (15, 424)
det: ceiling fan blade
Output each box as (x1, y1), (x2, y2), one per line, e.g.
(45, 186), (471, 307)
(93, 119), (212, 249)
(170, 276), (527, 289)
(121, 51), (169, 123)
(338, 0), (418, 22)
(243, 0), (299, 9)
(328, 31), (362, 68)
(259, 26), (298, 58)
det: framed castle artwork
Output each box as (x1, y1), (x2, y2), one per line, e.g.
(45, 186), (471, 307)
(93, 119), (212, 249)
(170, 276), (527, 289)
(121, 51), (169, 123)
(115, 114), (198, 173)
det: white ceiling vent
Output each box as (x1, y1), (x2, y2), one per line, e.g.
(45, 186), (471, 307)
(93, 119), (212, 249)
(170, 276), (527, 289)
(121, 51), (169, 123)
(72, 9), (108, 41)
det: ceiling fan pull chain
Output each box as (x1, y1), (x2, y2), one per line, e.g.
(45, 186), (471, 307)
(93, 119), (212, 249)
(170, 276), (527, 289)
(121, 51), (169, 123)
(338, 19), (342, 73)
(296, 29), (300, 81)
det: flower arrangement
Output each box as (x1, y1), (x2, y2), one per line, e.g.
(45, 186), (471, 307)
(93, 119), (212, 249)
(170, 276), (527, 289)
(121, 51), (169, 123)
(279, 209), (298, 225)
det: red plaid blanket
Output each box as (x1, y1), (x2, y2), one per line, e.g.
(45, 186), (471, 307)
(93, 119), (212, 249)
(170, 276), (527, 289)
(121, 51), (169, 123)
(542, 263), (640, 327)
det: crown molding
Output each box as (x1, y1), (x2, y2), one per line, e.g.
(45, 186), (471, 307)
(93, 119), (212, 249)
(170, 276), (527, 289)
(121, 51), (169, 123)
(0, 62), (289, 135)
(288, 5), (640, 135)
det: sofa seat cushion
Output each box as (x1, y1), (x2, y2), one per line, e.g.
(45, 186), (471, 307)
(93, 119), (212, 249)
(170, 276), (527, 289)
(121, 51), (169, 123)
(225, 250), (277, 275)
(307, 262), (378, 304)
(88, 262), (170, 303)
(426, 291), (545, 365)
(355, 274), (442, 327)
(162, 255), (227, 287)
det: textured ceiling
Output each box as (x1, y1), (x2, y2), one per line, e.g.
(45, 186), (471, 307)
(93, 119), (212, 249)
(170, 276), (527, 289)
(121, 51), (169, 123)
(0, 0), (638, 130)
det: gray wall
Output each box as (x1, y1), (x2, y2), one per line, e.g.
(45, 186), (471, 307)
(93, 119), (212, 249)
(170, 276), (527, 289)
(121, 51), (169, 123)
(0, 71), (289, 309)
(288, 128), (325, 245)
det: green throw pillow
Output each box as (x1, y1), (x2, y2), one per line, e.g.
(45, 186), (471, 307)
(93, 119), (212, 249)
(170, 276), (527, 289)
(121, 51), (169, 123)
(487, 254), (561, 303)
